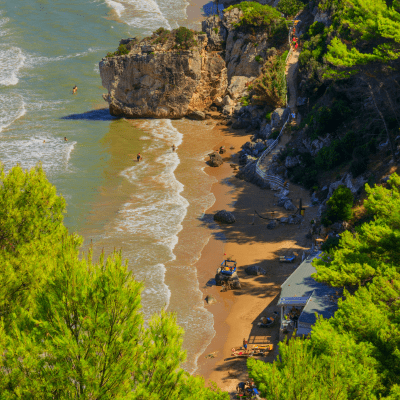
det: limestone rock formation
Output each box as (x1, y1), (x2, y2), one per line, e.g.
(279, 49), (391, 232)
(100, 34), (227, 119)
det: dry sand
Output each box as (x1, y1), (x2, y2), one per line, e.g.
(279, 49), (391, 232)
(193, 122), (318, 397)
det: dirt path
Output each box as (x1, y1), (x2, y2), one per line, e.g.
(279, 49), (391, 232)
(286, 49), (300, 113)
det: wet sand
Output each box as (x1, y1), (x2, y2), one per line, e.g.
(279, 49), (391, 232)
(191, 122), (318, 396)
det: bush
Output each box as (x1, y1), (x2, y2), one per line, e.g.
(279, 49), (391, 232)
(277, 0), (304, 16)
(255, 55), (264, 63)
(321, 235), (340, 252)
(305, 100), (352, 139)
(322, 185), (353, 226)
(225, 2), (287, 34)
(174, 27), (197, 49)
(252, 52), (287, 107)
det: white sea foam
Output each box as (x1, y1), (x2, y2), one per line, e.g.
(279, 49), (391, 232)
(0, 94), (26, 134)
(0, 46), (26, 86)
(105, 0), (126, 16)
(0, 136), (77, 175)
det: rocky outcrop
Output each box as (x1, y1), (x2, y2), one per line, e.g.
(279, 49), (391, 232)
(209, 152), (224, 167)
(100, 34), (227, 119)
(214, 210), (236, 224)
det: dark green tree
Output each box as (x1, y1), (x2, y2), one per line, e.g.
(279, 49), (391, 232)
(322, 185), (354, 226)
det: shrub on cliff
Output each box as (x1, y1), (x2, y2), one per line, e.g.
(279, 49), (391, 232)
(174, 27), (197, 50)
(277, 0), (304, 17)
(226, 2), (287, 35)
(251, 51), (287, 107)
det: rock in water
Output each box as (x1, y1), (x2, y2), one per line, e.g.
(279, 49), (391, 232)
(209, 153), (223, 167)
(214, 210), (236, 224)
(205, 295), (217, 305)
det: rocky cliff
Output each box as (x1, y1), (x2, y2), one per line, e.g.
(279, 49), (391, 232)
(100, 32), (227, 119)
(99, 7), (279, 119)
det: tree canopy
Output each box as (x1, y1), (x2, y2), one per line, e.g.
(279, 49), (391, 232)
(248, 174), (400, 399)
(0, 164), (228, 399)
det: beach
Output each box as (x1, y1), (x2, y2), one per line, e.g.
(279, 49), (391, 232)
(187, 121), (318, 394)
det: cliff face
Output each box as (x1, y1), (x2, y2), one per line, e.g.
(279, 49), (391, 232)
(100, 35), (227, 119)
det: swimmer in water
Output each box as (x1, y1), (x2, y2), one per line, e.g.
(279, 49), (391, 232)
(72, 85), (78, 94)
(137, 153), (142, 162)
(43, 140), (46, 143)
(172, 144), (176, 151)
(64, 137), (68, 142)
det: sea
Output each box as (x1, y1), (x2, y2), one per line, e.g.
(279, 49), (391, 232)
(0, 0), (224, 373)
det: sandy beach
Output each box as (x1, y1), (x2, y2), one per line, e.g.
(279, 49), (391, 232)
(190, 121), (318, 396)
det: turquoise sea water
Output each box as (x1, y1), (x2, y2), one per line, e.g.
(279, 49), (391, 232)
(0, 0), (218, 372)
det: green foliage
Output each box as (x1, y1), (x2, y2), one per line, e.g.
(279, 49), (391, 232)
(153, 27), (171, 45)
(250, 174), (400, 399)
(322, 185), (354, 226)
(0, 164), (66, 253)
(0, 164), (229, 399)
(270, 130), (280, 140)
(321, 235), (340, 251)
(240, 96), (250, 106)
(254, 55), (263, 63)
(325, 0), (400, 76)
(174, 27), (197, 49)
(213, 27), (219, 34)
(304, 100), (352, 139)
(265, 111), (272, 122)
(277, 0), (304, 17)
(248, 324), (381, 399)
(225, 2), (287, 35)
(252, 52), (287, 107)
(106, 44), (130, 58)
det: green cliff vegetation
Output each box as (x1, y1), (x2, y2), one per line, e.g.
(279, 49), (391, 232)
(248, 174), (400, 399)
(0, 164), (228, 400)
(226, 1), (288, 38)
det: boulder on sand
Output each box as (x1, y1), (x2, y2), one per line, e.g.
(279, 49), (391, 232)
(214, 210), (236, 224)
(209, 152), (223, 167)
(267, 220), (277, 229)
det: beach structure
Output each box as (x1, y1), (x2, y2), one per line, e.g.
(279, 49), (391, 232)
(277, 251), (341, 337)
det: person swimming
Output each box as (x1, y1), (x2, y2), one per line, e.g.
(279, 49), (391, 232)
(64, 137), (68, 142)
(172, 144), (176, 152)
(137, 153), (142, 162)
(72, 85), (78, 94)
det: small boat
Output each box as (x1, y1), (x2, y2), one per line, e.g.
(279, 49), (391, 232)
(279, 255), (295, 263)
(219, 260), (237, 276)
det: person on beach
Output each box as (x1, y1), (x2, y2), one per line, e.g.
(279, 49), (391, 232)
(64, 137), (68, 142)
(72, 85), (78, 94)
(172, 144), (176, 152)
(243, 338), (248, 350)
(137, 153), (142, 162)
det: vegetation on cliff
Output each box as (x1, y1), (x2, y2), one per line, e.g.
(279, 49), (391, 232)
(0, 164), (228, 399)
(248, 174), (400, 399)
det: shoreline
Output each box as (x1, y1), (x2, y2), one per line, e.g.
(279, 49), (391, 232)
(191, 122), (318, 394)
